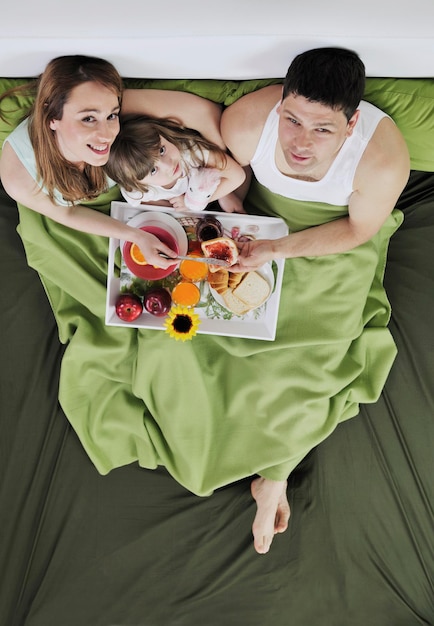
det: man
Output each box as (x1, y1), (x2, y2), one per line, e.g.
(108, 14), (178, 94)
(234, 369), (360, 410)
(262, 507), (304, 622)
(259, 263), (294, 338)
(221, 47), (410, 554)
(221, 47), (410, 270)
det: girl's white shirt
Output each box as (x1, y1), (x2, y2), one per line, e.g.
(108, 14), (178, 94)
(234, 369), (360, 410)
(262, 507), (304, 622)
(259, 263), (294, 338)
(120, 148), (209, 207)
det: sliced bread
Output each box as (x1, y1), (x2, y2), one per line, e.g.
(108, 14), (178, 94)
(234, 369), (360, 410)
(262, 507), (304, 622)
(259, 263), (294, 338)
(222, 290), (251, 316)
(233, 271), (271, 307)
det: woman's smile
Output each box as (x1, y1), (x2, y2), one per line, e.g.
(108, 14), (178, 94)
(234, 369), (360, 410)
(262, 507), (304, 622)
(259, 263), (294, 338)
(49, 81), (120, 167)
(88, 142), (111, 156)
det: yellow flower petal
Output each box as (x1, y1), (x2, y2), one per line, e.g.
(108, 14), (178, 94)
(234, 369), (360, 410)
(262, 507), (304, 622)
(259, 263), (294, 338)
(164, 305), (201, 341)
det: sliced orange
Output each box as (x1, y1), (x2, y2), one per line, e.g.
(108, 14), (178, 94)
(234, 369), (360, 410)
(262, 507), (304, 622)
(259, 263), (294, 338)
(130, 243), (147, 265)
(171, 281), (201, 307)
(179, 256), (208, 282)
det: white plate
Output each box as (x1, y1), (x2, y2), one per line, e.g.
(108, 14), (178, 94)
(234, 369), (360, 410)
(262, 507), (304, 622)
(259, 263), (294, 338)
(209, 264), (274, 315)
(125, 211), (188, 255)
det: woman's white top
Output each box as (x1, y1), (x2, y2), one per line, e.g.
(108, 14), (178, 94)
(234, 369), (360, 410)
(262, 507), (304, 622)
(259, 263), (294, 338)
(5, 118), (117, 206)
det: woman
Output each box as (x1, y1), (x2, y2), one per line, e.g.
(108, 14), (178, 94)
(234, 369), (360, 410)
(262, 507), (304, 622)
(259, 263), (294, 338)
(0, 55), (226, 267)
(0, 54), (288, 555)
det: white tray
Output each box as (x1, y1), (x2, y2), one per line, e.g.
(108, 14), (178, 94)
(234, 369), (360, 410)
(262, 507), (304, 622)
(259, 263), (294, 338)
(105, 202), (288, 341)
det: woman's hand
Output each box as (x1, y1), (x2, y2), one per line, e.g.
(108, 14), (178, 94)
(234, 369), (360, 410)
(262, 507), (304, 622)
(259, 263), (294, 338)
(131, 228), (179, 269)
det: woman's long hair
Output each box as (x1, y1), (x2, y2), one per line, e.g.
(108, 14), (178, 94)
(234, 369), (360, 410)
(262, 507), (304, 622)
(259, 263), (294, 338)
(0, 55), (123, 203)
(104, 114), (227, 193)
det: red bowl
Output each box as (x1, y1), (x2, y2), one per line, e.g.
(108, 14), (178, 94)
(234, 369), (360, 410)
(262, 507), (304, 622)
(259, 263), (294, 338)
(122, 226), (179, 280)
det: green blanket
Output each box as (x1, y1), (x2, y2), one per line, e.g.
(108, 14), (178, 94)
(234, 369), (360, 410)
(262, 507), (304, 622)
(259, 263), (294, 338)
(16, 180), (402, 496)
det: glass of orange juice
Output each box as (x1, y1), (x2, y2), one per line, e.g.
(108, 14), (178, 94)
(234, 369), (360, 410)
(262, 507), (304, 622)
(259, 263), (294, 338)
(171, 281), (201, 307)
(179, 257), (209, 282)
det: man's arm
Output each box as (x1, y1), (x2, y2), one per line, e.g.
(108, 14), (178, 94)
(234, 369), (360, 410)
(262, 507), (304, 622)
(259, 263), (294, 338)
(221, 85), (282, 167)
(233, 116), (410, 270)
(219, 84), (282, 213)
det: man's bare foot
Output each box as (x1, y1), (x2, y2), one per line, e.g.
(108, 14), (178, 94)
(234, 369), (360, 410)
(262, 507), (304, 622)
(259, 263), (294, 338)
(250, 477), (290, 554)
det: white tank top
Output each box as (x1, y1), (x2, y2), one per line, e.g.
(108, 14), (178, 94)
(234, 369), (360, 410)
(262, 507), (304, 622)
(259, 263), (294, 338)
(250, 100), (389, 206)
(5, 118), (117, 206)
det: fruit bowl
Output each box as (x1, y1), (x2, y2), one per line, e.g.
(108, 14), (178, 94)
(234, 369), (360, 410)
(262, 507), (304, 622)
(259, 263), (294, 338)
(122, 212), (188, 280)
(122, 226), (179, 280)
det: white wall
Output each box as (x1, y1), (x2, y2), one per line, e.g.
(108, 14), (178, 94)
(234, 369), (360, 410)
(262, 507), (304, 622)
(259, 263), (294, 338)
(1, 0), (434, 77)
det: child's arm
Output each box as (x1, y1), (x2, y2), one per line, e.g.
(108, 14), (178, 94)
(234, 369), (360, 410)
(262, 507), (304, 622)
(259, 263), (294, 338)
(217, 166), (252, 213)
(206, 153), (247, 213)
(216, 192), (246, 214)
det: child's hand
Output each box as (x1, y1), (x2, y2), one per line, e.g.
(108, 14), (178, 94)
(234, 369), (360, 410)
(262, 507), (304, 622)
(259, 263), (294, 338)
(169, 195), (188, 211)
(218, 193), (246, 214)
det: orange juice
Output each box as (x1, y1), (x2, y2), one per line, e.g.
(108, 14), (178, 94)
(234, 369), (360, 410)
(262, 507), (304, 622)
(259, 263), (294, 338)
(179, 257), (208, 282)
(171, 281), (201, 307)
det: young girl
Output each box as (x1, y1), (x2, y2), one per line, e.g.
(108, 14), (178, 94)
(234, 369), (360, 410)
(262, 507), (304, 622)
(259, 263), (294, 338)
(0, 55), (229, 268)
(104, 114), (246, 213)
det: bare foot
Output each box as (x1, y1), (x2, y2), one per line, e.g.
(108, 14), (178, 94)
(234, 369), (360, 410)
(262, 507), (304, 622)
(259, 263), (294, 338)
(250, 477), (290, 554)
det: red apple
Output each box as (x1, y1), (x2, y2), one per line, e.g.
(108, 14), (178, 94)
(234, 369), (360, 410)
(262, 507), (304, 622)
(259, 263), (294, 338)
(115, 293), (143, 322)
(143, 287), (172, 317)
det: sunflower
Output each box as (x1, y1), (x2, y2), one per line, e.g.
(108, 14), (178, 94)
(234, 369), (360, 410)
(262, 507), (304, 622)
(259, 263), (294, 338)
(164, 305), (201, 341)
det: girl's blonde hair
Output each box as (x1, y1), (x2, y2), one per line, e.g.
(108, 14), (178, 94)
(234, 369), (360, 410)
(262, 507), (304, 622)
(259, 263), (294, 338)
(0, 55), (123, 203)
(104, 115), (227, 193)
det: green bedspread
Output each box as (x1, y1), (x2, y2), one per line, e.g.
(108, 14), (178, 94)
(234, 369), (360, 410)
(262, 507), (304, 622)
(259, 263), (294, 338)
(16, 181), (402, 497)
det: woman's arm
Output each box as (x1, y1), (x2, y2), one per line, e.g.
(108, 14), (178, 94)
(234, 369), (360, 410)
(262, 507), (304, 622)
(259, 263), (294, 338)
(0, 143), (178, 267)
(122, 89), (225, 149)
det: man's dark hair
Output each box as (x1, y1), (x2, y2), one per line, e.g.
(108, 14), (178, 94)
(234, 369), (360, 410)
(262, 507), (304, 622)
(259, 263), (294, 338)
(282, 47), (366, 121)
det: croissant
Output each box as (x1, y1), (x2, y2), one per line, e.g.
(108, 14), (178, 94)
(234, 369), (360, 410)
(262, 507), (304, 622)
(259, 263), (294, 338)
(207, 268), (229, 294)
(228, 272), (245, 290)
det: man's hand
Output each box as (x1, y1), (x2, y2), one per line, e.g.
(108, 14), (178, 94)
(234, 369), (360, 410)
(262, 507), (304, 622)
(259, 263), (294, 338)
(232, 238), (276, 272)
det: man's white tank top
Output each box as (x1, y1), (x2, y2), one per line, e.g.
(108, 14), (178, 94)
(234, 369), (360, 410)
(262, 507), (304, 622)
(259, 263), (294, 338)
(250, 100), (389, 206)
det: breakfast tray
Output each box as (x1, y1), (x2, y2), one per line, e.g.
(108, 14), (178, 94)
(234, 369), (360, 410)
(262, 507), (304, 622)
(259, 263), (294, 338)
(105, 202), (288, 341)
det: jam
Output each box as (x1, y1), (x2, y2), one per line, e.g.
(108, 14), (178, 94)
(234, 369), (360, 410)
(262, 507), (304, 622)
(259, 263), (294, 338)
(208, 243), (231, 261)
(195, 216), (223, 242)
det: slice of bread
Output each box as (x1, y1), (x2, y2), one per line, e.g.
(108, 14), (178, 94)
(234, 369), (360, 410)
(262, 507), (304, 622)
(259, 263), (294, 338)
(201, 237), (238, 272)
(233, 271), (271, 307)
(222, 290), (251, 316)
